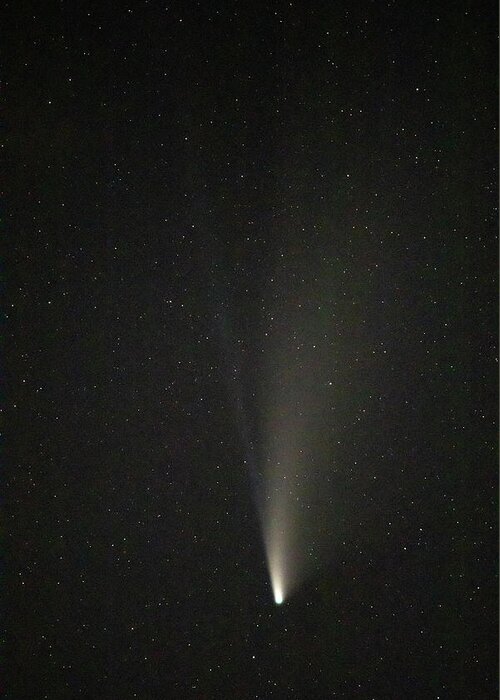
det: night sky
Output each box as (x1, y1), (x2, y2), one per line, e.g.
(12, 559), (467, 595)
(7, 1), (498, 698)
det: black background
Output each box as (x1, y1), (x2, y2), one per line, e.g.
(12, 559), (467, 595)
(7, 1), (498, 698)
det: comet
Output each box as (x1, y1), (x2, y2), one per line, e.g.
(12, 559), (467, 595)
(209, 238), (337, 608)
(256, 252), (338, 606)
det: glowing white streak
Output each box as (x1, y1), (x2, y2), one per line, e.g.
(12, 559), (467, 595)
(270, 566), (285, 605)
(263, 487), (289, 605)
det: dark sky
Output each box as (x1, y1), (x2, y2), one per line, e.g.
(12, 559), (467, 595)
(7, 1), (498, 698)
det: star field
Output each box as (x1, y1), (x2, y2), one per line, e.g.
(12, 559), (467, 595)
(7, 1), (498, 698)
